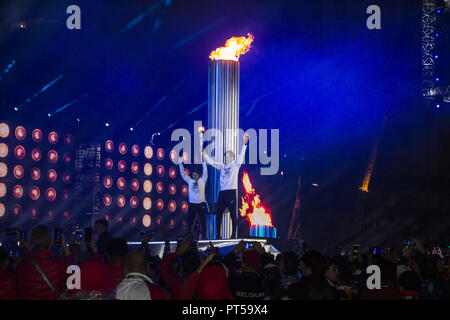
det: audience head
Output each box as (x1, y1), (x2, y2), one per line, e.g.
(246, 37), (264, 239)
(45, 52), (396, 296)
(242, 249), (261, 272)
(94, 219), (109, 235)
(398, 271), (421, 293)
(181, 248), (201, 274)
(124, 251), (148, 275)
(279, 251), (299, 275)
(300, 250), (328, 277)
(191, 168), (201, 181)
(31, 224), (52, 251)
(106, 237), (129, 263)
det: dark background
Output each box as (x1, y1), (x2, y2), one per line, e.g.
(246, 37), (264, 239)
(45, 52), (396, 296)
(0, 0), (449, 252)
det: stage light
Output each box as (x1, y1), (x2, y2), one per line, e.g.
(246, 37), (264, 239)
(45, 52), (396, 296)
(105, 158), (113, 170)
(131, 178), (139, 191)
(46, 188), (56, 201)
(31, 208), (39, 219)
(63, 153), (71, 164)
(103, 176), (113, 188)
(142, 214), (151, 227)
(0, 203), (4, 218)
(0, 123), (9, 138)
(130, 127), (134, 132)
(116, 216), (123, 223)
(31, 168), (41, 181)
(13, 165), (23, 179)
(64, 134), (72, 144)
(64, 211), (70, 219)
(169, 150), (177, 162)
(119, 143), (127, 155)
(32, 129), (43, 142)
(312, 183), (319, 187)
(105, 122), (110, 127)
(156, 216), (162, 225)
(181, 201), (188, 213)
(168, 184), (176, 195)
(168, 200), (176, 212)
(14, 107), (18, 111)
(12, 204), (22, 216)
(157, 148), (165, 160)
(436, 78), (439, 82)
(156, 182), (164, 194)
(13, 185), (23, 199)
(144, 146), (153, 159)
(105, 214), (110, 221)
(131, 145), (140, 157)
(48, 210), (53, 219)
(437, 9), (441, 13)
(47, 113), (51, 117)
(103, 194), (112, 206)
(29, 186), (40, 200)
(181, 185), (188, 196)
(31, 148), (42, 161)
(436, 104), (440, 109)
(117, 195), (126, 208)
(144, 163), (153, 176)
(105, 140), (114, 152)
(169, 167), (177, 179)
(183, 167), (189, 176)
(0, 163), (7, 178)
(169, 218), (175, 229)
(143, 197), (152, 210)
(436, 33), (439, 37)
(130, 196), (139, 208)
(143, 180), (152, 193)
(63, 190), (70, 200)
(130, 217), (137, 225)
(48, 131), (58, 144)
(46, 169), (56, 182)
(0, 183), (5, 197)
(435, 55), (439, 59)
(182, 152), (189, 163)
(131, 161), (140, 174)
(0, 143), (8, 158)
(118, 160), (127, 172)
(63, 172), (71, 184)
(15, 126), (26, 140)
(48, 150), (58, 163)
(117, 177), (126, 190)
(14, 146), (26, 160)
(156, 165), (165, 177)
(156, 199), (164, 211)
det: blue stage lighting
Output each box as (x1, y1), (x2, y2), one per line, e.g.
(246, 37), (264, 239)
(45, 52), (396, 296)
(436, 77), (439, 82)
(435, 33), (439, 37)
(437, 9), (441, 13)
(436, 104), (440, 109)
(14, 107), (18, 111)
(47, 113), (51, 117)
(77, 118), (80, 122)
(105, 122), (110, 127)
(130, 127), (134, 131)
(435, 55), (439, 59)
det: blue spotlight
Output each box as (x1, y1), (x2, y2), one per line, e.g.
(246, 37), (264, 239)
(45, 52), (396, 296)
(435, 55), (439, 59)
(47, 113), (51, 117)
(105, 122), (110, 127)
(435, 33), (439, 37)
(77, 118), (80, 122)
(14, 107), (18, 111)
(436, 104), (440, 109)
(436, 77), (439, 82)
(437, 9), (441, 13)
(130, 127), (134, 131)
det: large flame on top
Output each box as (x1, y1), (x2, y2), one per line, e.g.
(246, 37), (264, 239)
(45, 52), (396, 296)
(209, 33), (254, 61)
(239, 171), (273, 227)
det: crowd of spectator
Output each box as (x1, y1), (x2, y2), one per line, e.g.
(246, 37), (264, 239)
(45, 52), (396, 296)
(1, 219), (449, 300)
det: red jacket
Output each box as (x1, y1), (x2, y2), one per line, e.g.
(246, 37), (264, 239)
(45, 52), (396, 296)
(0, 269), (17, 300)
(80, 253), (115, 293)
(158, 252), (195, 299)
(16, 251), (73, 300)
(108, 262), (125, 289)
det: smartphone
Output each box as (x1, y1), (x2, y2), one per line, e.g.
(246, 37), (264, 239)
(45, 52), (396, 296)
(74, 230), (83, 244)
(352, 244), (360, 258)
(372, 247), (383, 255)
(54, 228), (62, 244)
(84, 227), (93, 243)
(5, 228), (18, 236)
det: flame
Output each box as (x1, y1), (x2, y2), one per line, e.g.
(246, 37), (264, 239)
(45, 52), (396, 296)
(239, 171), (273, 227)
(209, 33), (254, 61)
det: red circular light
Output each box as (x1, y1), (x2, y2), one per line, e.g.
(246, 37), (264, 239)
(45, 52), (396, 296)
(168, 200), (176, 212)
(143, 197), (152, 210)
(156, 199), (164, 211)
(48, 131), (58, 144)
(144, 163), (153, 176)
(117, 195), (126, 208)
(0, 163), (7, 178)
(103, 176), (113, 189)
(63, 190), (70, 200)
(64, 211), (70, 219)
(169, 167), (177, 179)
(14, 145), (25, 160)
(12, 204), (22, 216)
(105, 158), (113, 170)
(117, 177), (126, 190)
(13, 165), (24, 179)
(119, 143), (127, 155)
(118, 160), (127, 172)
(48, 210), (54, 219)
(142, 214), (151, 227)
(48, 150), (58, 163)
(116, 216), (123, 223)
(0, 143), (8, 158)
(0, 203), (4, 218)
(0, 183), (6, 197)
(31, 167), (41, 180)
(130, 217), (137, 226)
(182, 152), (189, 163)
(157, 148), (165, 160)
(169, 150), (177, 162)
(105, 214), (110, 221)
(130, 196), (139, 208)
(31, 208), (39, 220)
(144, 146), (153, 159)
(156, 165), (165, 177)
(169, 218), (175, 229)
(0, 123), (10, 138)
(132, 145), (140, 156)
(168, 184), (176, 195)
(131, 162), (140, 174)
(31, 148), (42, 161)
(63, 153), (71, 164)
(31, 129), (43, 142)
(156, 182), (164, 194)
(13, 185), (23, 199)
(103, 194), (112, 206)
(15, 126), (26, 140)
(181, 185), (188, 196)
(105, 140), (114, 152)
(181, 201), (188, 213)
(47, 169), (57, 182)
(29, 186), (40, 200)
(63, 172), (71, 184)
(64, 134), (72, 144)
(131, 178), (139, 192)
(143, 180), (152, 193)
(46, 187), (56, 201)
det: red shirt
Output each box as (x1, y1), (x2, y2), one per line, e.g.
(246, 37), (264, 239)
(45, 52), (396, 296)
(0, 269), (17, 300)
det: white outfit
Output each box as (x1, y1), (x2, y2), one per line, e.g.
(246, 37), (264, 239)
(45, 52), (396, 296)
(179, 162), (207, 203)
(116, 272), (155, 300)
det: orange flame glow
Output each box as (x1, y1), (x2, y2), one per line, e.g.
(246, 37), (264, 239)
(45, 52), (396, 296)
(209, 33), (254, 61)
(239, 171), (273, 227)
